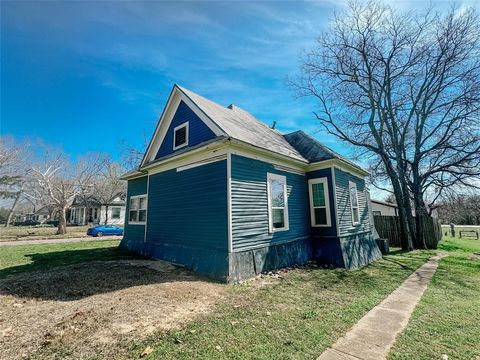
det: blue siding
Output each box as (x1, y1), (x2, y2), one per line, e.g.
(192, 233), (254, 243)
(334, 168), (370, 237)
(306, 168), (338, 237)
(121, 176), (148, 246)
(155, 101), (217, 159)
(144, 159), (229, 279)
(231, 154), (310, 251)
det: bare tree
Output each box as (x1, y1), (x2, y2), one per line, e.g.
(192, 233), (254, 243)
(30, 151), (101, 234)
(93, 161), (126, 225)
(293, 1), (480, 249)
(0, 137), (31, 226)
(118, 131), (150, 171)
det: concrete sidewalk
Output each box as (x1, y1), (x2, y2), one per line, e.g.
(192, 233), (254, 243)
(317, 254), (447, 360)
(0, 236), (122, 247)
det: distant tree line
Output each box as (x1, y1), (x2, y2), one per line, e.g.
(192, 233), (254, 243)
(294, 1), (480, 250)
(436, 193), (480, 225)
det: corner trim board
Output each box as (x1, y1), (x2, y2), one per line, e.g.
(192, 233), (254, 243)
(144, 175), (150, 242)
(331, 167), (340, 237)
(227, 151), (233, 253)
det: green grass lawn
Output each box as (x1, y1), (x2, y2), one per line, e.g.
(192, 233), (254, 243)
(117, 252), (435, 360)
(0, 239), (126, 278)
(388, 236), (480, 360)
(2, 237), (478, 359)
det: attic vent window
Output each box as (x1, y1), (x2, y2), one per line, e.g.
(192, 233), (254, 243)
(173, 122), (189, 150)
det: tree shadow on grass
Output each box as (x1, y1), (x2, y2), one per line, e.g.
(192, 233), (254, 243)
(0, 248), (215, 301)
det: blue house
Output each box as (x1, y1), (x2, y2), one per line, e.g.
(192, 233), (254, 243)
(120, 85), (382, 282)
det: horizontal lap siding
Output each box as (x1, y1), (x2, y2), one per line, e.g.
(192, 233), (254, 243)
(155, 101), (217, 159)
(123, 176), (148, 243)
(334, 168), (370, 237)
(147, 159), (228, 251)
(231, 154), (309, 251)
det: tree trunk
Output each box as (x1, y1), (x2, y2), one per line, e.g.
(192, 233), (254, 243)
(395, 157), (418, 248)
(57, 207), (67, 235)
(104, 205), (109, 225)
(5, 191), (21, 227)
(382, 156), (414, 250)
(412, 187), (428, 249)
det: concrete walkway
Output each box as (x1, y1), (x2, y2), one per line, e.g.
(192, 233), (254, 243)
(0, 236), (122, 247)
(317, 254), (447, 360)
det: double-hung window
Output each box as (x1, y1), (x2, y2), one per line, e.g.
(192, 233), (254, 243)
(173, 122), (189, 150)
(349, 181), (360, 225)
(308, 178), (331, 227)
(267, 173), (289, 232)
(111, 207), (121, 219)
(129, 195), (147, 224)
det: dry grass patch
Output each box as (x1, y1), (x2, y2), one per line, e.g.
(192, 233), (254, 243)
(0, 259), (225, 360)
(0, 226), (91, 242)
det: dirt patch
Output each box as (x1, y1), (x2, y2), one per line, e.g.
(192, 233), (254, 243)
(0, 260), (225, 359)
(469, 253), (480, 261)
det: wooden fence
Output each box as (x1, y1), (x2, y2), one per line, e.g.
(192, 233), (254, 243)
(373, 215), (442, 248)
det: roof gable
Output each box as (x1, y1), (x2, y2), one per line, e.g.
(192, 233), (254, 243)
(155, 100), (217, 160)
(140, 85), (365, 175)
(141, 86), (225, 166)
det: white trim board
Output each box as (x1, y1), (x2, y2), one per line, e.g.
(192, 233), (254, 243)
(331, 167), (340, 237)
(349, 180), (360, 226)
(227, 151), (233, 254)
(308, 177), (332, 227)
(128, 194), (148, 225)
(176, 154), (227, 172)
(266, 172), (290, 233)
(148, 144), (229, 175)
(308, 160), (369, 178)
(173, 122), (189, 151)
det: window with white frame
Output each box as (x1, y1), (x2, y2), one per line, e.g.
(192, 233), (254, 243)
(111, 207), (121, 219)
(173, 122), (189, 150)
(308, 178), (331, 227)
(267, 173), (289, 232)
(129, 195), (147, 224)
(349, 181), (360, 225)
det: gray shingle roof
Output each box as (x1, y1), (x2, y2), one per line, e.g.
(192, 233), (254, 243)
(177, 85), (307, 162)
(174, 85), (366, 174)
(283, 130), (366, 172)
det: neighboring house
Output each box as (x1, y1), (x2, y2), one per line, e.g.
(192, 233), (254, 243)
(371, 199), (399, 217)
(371, 199), (438, 218)
(120, 85), (381, 282)
(25, 206), (56, 223)
(69, 195), (126, 225)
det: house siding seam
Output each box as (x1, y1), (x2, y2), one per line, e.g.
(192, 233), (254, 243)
(230, 154), (310, 252)
(121, 176), (148, 247)
(155, 100), (217, 160)
(333, 167), (370, 237)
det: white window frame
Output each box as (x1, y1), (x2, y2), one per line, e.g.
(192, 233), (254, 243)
(111, 207), (121, 219)
(128, 194), (148, 225)
(173, 122), (189, 150)
(308, 178), (331, 227)
(349, 181), (360, 225)
(267, 173), (289, 233)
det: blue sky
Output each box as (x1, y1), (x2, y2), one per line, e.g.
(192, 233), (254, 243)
(1, 0), (478, 162)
